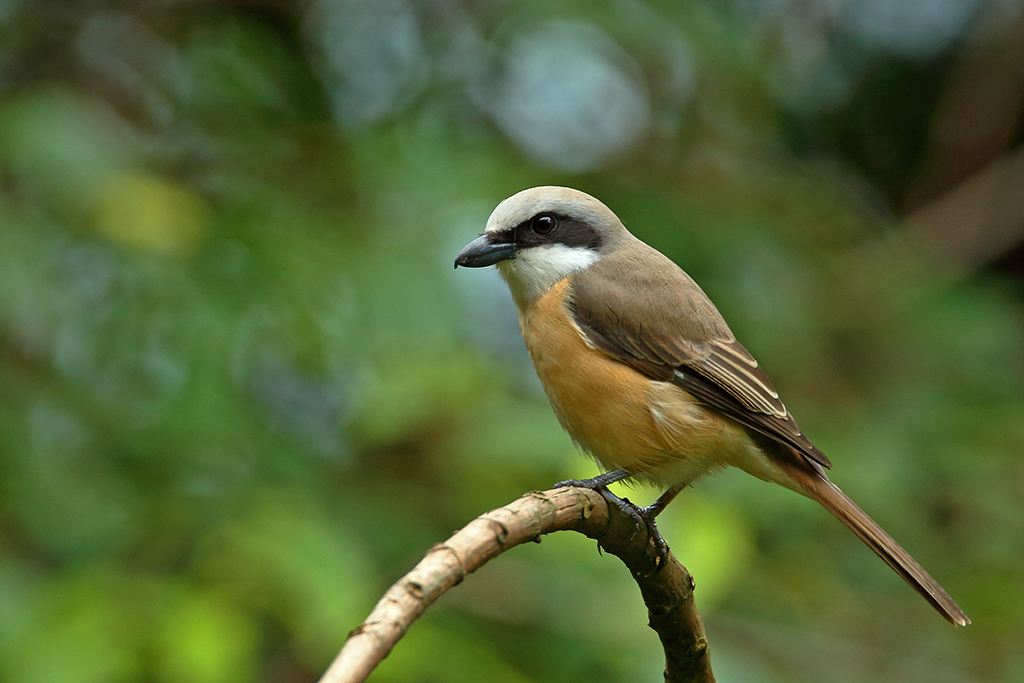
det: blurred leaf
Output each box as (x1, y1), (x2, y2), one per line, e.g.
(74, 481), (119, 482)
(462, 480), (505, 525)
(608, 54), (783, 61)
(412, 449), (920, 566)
(200, 493), (373, 664)
(375, 622), (534, 683)
(0, 571), (141, 683)
(0, 89), (135, 214)
(154, 590), (258, 683)
(92, 172), (208, 256)
(659, 491), (756, 609)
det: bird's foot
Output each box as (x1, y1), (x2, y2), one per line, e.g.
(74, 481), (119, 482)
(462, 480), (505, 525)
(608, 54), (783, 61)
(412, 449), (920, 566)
(553, 468), (631, 490)
(637, 502), (671, 571)
(553, 471), (672, 573)
(593, 491), (671, 575)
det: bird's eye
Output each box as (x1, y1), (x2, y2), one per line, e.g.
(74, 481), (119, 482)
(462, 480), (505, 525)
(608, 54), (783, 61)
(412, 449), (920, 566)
(531, 213), (557, 235)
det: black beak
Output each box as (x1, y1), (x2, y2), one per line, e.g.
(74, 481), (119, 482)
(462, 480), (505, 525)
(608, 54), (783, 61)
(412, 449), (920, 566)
(453, 234), (516, 269)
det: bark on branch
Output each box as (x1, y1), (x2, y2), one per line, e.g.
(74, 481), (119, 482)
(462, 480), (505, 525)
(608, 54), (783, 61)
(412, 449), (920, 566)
(319, 487), (714, 683)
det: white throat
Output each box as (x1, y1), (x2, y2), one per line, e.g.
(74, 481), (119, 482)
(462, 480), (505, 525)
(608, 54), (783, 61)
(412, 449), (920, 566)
(496, 244), (600, 307)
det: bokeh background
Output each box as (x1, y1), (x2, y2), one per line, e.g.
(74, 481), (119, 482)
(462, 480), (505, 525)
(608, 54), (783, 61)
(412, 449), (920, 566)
(2, 1), (1023, 681)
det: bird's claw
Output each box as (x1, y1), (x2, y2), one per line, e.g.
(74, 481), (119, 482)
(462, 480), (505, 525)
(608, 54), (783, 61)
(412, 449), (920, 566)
(594, 491), (672, 575)
(638, 504), (671, 571)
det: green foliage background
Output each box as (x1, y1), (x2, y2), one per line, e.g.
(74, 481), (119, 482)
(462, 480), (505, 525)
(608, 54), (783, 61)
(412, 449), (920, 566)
(1, 2), (1022, 681)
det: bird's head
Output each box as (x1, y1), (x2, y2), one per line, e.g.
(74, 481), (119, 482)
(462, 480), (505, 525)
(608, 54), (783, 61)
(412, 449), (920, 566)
(454, 186), (628, 306)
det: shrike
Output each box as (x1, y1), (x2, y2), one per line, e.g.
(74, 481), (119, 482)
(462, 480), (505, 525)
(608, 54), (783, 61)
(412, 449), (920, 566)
(455, 186), (968, 626)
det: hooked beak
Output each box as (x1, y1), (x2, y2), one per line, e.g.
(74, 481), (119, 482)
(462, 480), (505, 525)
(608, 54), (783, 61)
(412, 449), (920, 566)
(453, 234), (516, 269)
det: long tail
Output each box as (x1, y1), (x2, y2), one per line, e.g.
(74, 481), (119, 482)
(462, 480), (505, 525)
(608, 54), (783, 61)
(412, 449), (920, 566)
(790, 467), (969, 626)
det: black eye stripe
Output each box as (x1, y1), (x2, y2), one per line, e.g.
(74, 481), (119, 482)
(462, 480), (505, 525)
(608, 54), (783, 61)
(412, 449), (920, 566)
(490, 227), (515, 243)
(513, 213), (602, 251)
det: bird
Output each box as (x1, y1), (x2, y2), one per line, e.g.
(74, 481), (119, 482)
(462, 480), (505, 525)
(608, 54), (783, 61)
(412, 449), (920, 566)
(454, 186), (969, 626)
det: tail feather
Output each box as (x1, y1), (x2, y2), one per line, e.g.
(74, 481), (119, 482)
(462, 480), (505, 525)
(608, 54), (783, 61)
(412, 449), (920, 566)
(794, 470), (969, 626)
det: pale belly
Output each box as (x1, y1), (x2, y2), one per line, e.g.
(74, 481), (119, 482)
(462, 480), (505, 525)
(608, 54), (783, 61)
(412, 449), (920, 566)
(518, 279), (773, 486)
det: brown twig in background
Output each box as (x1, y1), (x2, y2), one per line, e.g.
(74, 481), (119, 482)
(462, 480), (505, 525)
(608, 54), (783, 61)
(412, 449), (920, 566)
(906, 145), (1024, 270)
(318, 486), (714, 683)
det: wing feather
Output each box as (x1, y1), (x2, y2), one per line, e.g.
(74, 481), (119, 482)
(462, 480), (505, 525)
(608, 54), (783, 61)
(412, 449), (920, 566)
(568, 246), (831, 471)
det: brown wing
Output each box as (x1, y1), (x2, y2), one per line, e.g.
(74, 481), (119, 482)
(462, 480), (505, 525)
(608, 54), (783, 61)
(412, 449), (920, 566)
(671, 339), (831, 469)
(568, 243), (831, 471)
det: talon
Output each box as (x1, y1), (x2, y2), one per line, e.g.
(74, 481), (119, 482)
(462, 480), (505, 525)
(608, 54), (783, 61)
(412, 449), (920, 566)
(638, 504), (671, 571)
(590, 488), (672, 575)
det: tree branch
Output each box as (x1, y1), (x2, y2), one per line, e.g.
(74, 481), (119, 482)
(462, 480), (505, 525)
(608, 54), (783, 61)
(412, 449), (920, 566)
(906, 145), (1024, 269)
(319, 487), (714, 683)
